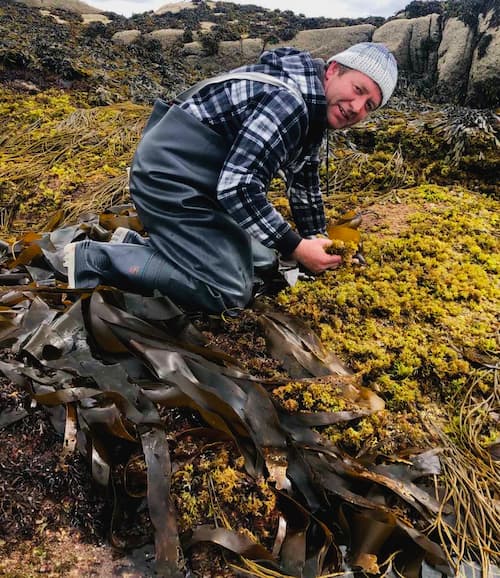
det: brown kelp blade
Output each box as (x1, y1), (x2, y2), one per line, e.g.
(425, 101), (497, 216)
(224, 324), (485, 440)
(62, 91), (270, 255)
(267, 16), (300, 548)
(141, 426), (183, 575)
(99, 211), (143, 233)
(89, 288), (245, 369)
(347, 506), (450, 575)
(0, 406), (28, 428)
(258, 309), (353, 378)
(327, 225), (361, 244)
(0, 233), (453, 578)
(187, 525), (275, 562)
(276, 489), (341, 576)
(330, 210), (363, 229)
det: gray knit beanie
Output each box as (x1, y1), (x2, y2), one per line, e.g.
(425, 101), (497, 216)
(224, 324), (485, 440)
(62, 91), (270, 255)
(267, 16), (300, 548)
(327, 42), (398, 107)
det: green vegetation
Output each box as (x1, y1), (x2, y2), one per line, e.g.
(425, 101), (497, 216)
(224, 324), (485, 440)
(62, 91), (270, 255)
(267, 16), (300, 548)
(268, 103), (498, 455)
(0, 87), (148, 232)
(279, 185), (498, 411)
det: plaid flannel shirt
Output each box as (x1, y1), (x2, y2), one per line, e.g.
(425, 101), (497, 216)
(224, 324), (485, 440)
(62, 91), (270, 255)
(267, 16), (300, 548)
(179, 47), (328, 256)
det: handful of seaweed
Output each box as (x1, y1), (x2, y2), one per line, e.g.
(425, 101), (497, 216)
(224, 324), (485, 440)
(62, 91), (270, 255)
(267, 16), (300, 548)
(326, 210), (365, 265)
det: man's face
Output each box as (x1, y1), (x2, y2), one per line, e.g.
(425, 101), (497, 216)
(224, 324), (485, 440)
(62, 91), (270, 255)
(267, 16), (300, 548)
(324, 62), (382, 129)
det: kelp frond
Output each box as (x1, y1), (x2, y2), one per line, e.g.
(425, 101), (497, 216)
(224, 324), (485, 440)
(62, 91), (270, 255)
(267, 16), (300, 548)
(429, 106), (500, 166)
(425, 375), (500, 575)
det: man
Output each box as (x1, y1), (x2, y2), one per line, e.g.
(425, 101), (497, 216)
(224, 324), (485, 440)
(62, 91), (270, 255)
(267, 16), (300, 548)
(65, 42), (397, 313)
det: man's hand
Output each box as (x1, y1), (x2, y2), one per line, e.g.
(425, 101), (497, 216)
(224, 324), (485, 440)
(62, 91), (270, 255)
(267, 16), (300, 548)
(291, 238), (341, 274)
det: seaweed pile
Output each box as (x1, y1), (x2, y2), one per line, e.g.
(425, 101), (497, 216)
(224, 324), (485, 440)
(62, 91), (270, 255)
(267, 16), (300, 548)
(0, 213), (448, 576)
(0, 0), (188, 104)
(0, 192), (498, 576)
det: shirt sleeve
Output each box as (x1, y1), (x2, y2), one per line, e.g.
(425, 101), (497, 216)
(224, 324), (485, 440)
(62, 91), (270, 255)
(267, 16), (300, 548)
(216, 87), (307, 256)
(287, 144), (326, 238)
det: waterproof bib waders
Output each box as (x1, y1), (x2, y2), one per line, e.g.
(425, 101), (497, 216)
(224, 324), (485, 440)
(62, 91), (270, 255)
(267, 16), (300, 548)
(72, 73), (304, 313)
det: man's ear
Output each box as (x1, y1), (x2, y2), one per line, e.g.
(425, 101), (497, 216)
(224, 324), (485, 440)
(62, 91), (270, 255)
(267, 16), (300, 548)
(325, 60), (339, 80)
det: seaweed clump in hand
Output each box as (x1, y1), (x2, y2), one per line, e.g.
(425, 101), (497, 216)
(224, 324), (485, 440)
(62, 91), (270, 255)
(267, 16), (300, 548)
(324, 238), (359, 266)
(325, 209), (366, 266)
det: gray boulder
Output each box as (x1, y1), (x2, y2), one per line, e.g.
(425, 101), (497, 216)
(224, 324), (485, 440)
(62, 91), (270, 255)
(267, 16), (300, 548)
(181, 38), (264, 72)
(409, 14), (441, 74)
(436, 17), (476, 101)
(146, 29), (184, 48)
(373, 19), (413, 68)
(181, 41), (205, 57)
(373, 15), (440, 75)
(219, 38), (263, 62)
(16, 0), (102, 13)
(467, 8), (500, 106)
(276, 25), (375, 59)
(112, 30), (142, 45)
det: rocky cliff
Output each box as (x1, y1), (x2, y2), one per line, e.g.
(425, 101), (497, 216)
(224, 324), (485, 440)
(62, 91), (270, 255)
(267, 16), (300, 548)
(2, 0), (499, 107)
(123, 0), (499, 107)
(273, 3), (498, 106)
(372, 1), (499, 106)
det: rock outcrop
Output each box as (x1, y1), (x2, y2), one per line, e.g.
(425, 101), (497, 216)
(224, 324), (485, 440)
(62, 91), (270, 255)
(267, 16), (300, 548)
(373, 7), (498, 106)
(373, 15), (440, 74)
(155, 0), (215, 15)
(180, 25), (375, 68)
(81, 13), (110, 24)
(181, 39), (264, 74)
(277, 24), (375, 59)
(467, 8), (500, 105)
(16, 0), (102, 13)
(146, 28), (184, 48)
(112, 30), (142, 45)
(436, 17), (476, 101)
(6, 0), (500, 108)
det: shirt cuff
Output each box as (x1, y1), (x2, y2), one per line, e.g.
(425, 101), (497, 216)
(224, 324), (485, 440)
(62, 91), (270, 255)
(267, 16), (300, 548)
(274, 229), (302, 257)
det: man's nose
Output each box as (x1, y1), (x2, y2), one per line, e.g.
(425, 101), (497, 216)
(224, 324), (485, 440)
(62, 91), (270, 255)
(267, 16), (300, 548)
(350, 96), (365, 116)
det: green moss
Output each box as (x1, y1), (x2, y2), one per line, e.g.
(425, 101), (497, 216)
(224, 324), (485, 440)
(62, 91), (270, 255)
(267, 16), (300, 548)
(278, 185), (498, 446)
(171, 447), (276, 538)
(272, 380), (348, 413)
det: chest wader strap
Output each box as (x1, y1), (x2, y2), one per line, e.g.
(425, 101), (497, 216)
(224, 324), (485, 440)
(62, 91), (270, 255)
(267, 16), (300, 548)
(173, 71), (305, 105)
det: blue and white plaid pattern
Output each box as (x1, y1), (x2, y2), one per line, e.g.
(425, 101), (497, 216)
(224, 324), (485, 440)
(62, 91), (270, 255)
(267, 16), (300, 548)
(179, 48), (328, 255)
